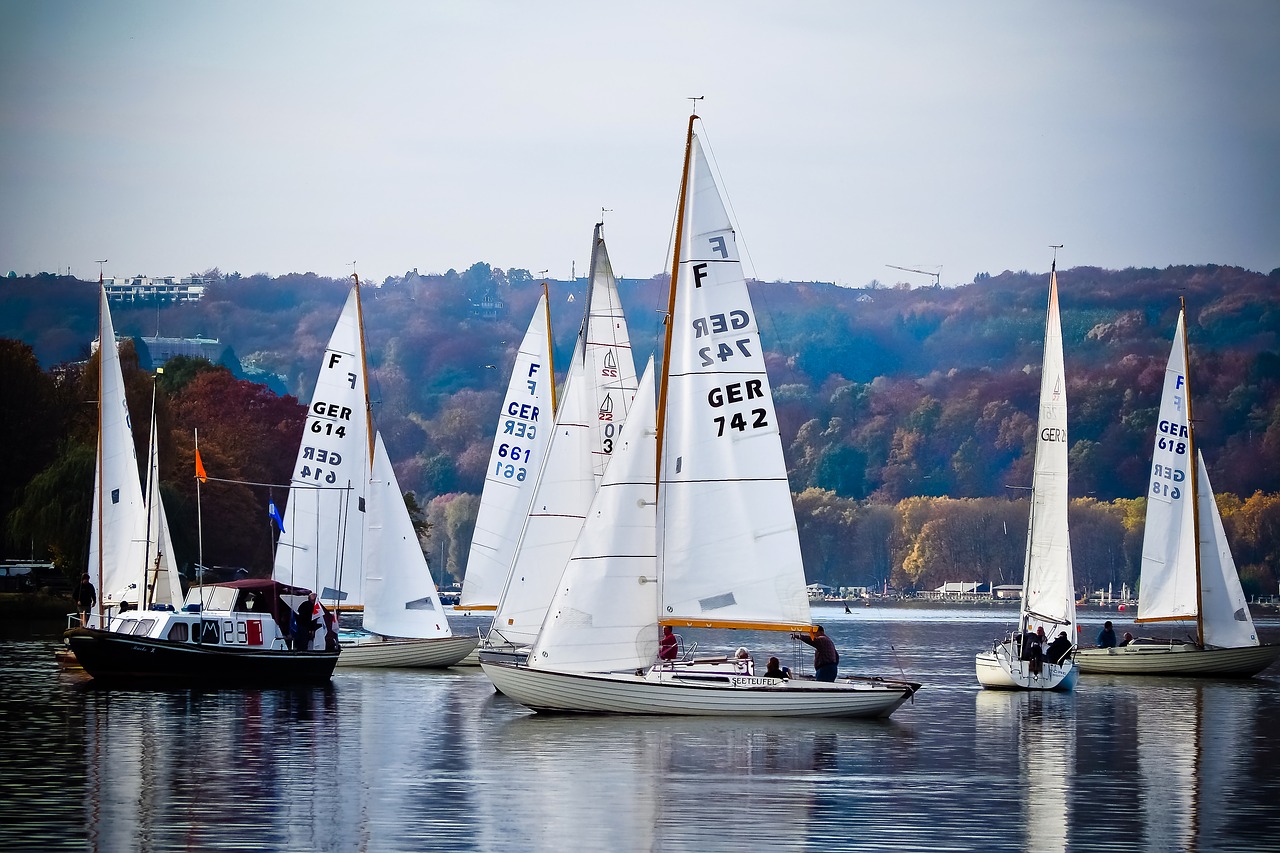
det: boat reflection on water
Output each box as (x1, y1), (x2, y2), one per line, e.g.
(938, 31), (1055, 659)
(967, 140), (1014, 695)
(975, 678), (1265, 853)
(1134, 679), (1258, 853)
(974, 690), (1075, 853)
(473, 708), (828, 851)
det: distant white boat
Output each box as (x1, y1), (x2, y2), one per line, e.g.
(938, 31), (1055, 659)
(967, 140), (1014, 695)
(1076, 302), (1280, 677)
(976, 257), (1078, 691)
(482, 113), (919, 718)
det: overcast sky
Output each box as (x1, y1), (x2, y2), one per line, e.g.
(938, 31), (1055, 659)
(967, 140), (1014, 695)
(2, 1), (1277, 287)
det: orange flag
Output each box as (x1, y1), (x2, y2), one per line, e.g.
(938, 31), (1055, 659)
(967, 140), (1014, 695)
(195, 448), (208, 483)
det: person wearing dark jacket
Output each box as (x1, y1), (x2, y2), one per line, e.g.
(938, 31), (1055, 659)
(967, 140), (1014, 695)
(1045, 631), (1073, 665)
(75, 573), (96, 627)
(1097, 621), (1117, 648)
(793, 625), (840, 682)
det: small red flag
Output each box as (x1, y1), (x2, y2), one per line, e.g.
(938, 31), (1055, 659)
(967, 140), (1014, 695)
(195, 449), (208, 483)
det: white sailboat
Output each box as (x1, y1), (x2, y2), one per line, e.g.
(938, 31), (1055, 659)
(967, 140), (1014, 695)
(485, 224), (639, 655)
(272, 284), (371, 610)
(336, 432), (478, 667)
(481, 114), (919, 718)
(976, 257), (1079, 691)
(1076, 303), (1280, 676)
(87, 284), (182, 619)
(457, 291), (556, 612)
(67, 284), (338, 684)
(274, 280), (476, 667)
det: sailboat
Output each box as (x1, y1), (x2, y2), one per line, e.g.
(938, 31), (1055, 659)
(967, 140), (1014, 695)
(274, 280), (476, 667)
(1075, 303), (1280, 676)
(66, 284), (338, 684)
(272, 284), (371, 610)
(976, 257), (1079, 691)
(336, 432), (478, 667)
(456, 291), (556, 613)
(480, 113), (919, 717)
(483, 224), (639, 658)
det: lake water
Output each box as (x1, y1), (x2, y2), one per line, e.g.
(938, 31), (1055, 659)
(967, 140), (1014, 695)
(3, 607), (1279, 852)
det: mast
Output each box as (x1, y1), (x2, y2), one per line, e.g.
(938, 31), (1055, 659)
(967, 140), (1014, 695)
(543, 280), (558, 417)
(95, 281), (106, 628)
(142, 380), (158, 610)
(1181, 297), (1205, 647)
(655, 111), (698, 485)
(352, 273), (375, 468)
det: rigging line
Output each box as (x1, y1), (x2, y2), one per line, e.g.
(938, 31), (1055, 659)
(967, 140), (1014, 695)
(694, 121), (758, 284)
(694, 119), (787, 369)
(200, 475), (350, 491)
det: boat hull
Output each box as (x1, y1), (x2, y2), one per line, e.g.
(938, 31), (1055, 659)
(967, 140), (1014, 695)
(1075, 642), (1280, 677)
(975, 642), (1077, 692)
(481, 660), (919, 719)
(335, 634), (478, 668)
(65, 628), (338, 685)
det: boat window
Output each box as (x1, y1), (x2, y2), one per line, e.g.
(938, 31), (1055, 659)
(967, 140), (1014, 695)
(167, 622), (189, 642)
(199, 621), (221, 644)
(132, 619), (156, 636)
(112, 619), (135, 634)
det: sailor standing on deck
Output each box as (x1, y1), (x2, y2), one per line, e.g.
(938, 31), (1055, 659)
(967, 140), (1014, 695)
(793, 625), (840, 682)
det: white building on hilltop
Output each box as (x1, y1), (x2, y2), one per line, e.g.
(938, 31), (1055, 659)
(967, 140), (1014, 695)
(103, 275), (209, 303)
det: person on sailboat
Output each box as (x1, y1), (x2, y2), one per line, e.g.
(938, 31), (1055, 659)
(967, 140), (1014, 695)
(1045, 632), (1073, 665)
(75, 573), (96, 627)
(294, 593), (318, 652)
(1097, 621), (1117, 648)
(764, 657), (790, 679)
(1120, 632), (1136, 647)
(658, 626), (679, 661)
(793, 625), (839, 682)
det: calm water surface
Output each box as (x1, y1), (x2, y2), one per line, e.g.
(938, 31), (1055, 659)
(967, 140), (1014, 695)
(3, 608), (1278, 852)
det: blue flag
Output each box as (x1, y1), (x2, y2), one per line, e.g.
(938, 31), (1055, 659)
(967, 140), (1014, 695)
(269, 499), (286, 534)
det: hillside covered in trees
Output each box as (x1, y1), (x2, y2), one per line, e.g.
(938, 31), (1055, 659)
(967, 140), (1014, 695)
(3, 262), (1278, 597)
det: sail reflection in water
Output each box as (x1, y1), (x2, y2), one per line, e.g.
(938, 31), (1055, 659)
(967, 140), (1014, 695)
(6, 616), (1279, 851)
(974, 691), (1075, 853)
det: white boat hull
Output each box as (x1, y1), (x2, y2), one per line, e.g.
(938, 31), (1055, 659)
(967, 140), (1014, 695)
(975, 642), (1077, 692)
(335, 634), (478, 668)
(1075, 642), (1280, 677)
(481, 660), (919, 719)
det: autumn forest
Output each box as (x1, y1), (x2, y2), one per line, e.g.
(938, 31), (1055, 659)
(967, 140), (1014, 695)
(2, 261), (1278, 598)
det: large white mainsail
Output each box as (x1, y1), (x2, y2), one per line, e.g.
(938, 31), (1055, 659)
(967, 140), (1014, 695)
(490, 226), (639, 646)
(530, 358), (657, 672)
(1019, 264), (1076, 637)
(458, 293), (555, 611)
(658, 133), (810, 631)
(273, 285), (371, 608)
(362, 432), (450, 639)
(91, 286), (149, 619)
(1135, 310), (1199, 624)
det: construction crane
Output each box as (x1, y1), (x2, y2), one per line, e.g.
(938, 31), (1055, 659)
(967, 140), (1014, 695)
(886, 264), (942, 288)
